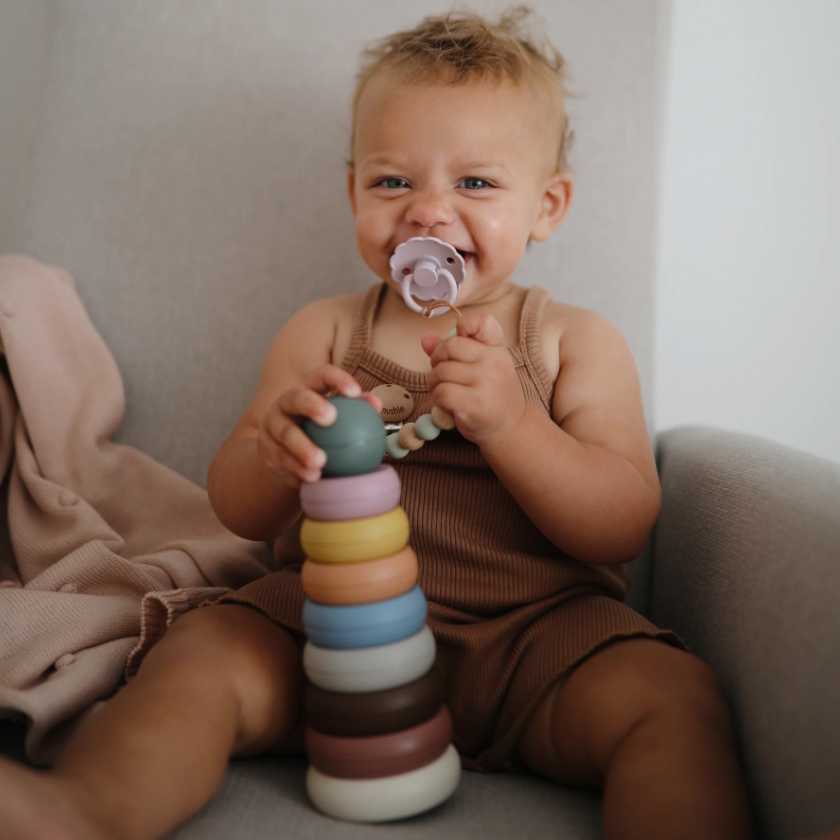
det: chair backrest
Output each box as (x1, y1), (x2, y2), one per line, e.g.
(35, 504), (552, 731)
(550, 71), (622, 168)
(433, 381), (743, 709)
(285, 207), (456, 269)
(8, 0), (665, 609)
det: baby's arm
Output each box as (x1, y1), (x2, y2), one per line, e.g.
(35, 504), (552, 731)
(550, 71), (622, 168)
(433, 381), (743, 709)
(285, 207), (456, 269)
(207, 297), (373, 540)
(426, 309), (659, 564)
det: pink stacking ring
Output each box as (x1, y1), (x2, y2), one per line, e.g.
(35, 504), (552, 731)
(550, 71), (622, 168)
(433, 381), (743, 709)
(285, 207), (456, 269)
(301, 546), (418, 605)
(300, 465), (401, 521)
(306, 705), (452, 780)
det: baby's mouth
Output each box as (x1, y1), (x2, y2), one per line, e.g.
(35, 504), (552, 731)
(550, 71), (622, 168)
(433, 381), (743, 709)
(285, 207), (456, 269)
(456, 249), (475, 268)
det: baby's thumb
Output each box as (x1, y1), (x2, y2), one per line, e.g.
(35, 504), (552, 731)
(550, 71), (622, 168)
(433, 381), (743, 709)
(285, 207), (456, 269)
(458, 313), (505, 347)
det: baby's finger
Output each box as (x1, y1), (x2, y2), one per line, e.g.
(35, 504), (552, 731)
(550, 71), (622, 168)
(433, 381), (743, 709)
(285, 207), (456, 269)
(303, 364), (363, 400)
(457, 312), (505, 347)
(278, 386), (337, 428)
(362, 391), (383, 413)
(261, 416), (326, 474)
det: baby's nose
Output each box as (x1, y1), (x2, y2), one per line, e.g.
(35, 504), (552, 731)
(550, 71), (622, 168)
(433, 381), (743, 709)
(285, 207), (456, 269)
(405, 192), (455, 228)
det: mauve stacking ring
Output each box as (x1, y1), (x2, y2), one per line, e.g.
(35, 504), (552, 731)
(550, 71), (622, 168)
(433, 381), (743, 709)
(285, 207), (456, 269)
(299, 464), (401, 521)
(306, 705), (452, 779)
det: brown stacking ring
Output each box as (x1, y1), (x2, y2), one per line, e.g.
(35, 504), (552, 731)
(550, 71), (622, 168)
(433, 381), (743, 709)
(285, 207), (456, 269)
(305, 705), (452, 780)
(301, 546), (418, 606)
(305, 663), (445, 737)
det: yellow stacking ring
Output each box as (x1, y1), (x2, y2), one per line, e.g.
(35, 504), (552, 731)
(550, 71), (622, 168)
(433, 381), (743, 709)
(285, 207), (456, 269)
(301, 546), (418, 606)
(300, 507), (410, 564)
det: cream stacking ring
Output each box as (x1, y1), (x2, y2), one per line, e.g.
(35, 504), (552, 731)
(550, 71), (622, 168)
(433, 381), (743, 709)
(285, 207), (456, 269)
(300, 507), (409, 563)
(303, 625), (436, 693)
(306, 743), (461, 823)
(299, 465), (401, 522)
(301, 546), (418, 606)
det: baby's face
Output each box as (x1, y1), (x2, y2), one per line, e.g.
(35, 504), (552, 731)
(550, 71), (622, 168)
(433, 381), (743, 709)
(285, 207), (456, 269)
(348, 74), (570, 307)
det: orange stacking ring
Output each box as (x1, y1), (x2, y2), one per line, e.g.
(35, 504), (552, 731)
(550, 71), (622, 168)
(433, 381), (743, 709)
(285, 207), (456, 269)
(305, 706), (453, 780)
(300, 507), (409, 563)
(301, 546), (418, 606)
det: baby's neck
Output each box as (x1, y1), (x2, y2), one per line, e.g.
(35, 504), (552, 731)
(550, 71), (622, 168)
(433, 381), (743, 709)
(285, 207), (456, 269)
(368, 282), (524, 374)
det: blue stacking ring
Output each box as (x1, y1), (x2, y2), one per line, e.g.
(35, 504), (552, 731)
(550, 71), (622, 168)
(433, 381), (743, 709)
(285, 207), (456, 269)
(303, 585), (427, 650)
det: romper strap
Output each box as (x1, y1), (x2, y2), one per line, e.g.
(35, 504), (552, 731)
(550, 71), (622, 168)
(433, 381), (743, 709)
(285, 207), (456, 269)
(340, 283), (385, 374)
(517, 286), (554, 408)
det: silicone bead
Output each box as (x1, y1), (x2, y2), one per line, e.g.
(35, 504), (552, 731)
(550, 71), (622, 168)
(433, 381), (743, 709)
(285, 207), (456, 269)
(414, 414), (441, 441)
(385, 432), (409, 459)
(306, 743), (461, 823)
(430, 406), (456, 431)
(299, 465), (401, 521)
(397, 422), (425, 451)
(302, 585), (427, 650)
(301, 546), (417, 606)
(300, 507), (409, 563)
(301, 396), (385, 477)
(304, 664), (445, 737)
(303, 625), (436, 693)
(305, 706), (452, 779)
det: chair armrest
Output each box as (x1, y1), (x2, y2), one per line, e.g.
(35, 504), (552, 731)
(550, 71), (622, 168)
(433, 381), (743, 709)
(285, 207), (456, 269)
(651, 426), (840, 839)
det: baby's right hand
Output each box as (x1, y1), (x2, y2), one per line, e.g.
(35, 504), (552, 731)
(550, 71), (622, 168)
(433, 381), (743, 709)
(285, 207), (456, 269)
(256, 365), (379, 487)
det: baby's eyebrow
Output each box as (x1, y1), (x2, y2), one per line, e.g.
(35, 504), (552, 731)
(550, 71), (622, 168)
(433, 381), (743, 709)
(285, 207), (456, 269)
(458, 161), (509, 174)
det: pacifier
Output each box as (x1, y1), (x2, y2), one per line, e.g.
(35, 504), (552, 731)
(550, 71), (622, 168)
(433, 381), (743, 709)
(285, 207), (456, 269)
(389, 237), (466, 317)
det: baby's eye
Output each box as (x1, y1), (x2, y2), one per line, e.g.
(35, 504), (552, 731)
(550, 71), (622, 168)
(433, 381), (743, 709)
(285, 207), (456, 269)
(377, 177), (410, 189)
(458, 177), (491, 190)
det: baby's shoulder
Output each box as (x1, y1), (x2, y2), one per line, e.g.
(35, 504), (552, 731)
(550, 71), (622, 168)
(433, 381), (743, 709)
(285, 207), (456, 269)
(537, 297), (623, 384)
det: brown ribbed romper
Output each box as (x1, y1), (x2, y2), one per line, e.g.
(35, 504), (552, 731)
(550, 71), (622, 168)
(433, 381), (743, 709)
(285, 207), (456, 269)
(214, 283), (685, 771)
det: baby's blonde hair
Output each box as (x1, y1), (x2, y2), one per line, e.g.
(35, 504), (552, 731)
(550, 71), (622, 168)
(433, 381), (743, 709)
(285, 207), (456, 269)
(350, 6), (573, 173)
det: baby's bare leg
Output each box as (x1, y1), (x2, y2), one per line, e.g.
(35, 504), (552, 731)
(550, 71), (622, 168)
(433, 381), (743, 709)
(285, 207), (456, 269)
(0, 604), (303, 840)
(516, 638), (753, 840)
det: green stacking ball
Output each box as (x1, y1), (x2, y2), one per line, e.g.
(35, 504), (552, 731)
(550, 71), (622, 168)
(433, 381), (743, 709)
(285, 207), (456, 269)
(302, 396), (386, 477)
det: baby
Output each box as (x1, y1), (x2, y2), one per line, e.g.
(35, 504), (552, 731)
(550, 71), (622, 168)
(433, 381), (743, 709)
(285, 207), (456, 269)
(0, 8), (753, 840)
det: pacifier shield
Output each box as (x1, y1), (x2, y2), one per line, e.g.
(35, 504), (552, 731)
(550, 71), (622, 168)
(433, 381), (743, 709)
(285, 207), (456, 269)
(390, 237), (466, 315)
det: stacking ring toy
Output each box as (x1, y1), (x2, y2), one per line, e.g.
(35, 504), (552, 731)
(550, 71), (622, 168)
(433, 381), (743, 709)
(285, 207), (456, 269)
(306, 705), (452, 779)
(299, 464), (401, 521)
(302, 585), (427, 650)
(303, 625), (436, 693)
(300, 507), (409, 563)
(301, 396), (385, 477)
(306, 743), (460, 823)
(305, 664), (445, 737)
(301, 546), (418, 606)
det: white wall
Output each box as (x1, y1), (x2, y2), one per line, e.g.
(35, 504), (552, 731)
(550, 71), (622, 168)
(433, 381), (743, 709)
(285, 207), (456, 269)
(0, 0), (51, 253)
(655, 0), (840, 463)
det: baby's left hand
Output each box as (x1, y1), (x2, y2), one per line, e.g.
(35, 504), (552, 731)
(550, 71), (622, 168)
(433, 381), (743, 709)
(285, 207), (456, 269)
(421, 313), (526, 445)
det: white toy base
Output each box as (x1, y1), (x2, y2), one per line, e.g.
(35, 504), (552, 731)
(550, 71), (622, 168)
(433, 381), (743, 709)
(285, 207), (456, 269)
(306, 743), (461, 823)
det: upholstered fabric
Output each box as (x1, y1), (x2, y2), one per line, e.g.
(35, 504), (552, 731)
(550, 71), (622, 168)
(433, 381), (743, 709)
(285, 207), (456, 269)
(653, 427), (840, 840)
(16, 0), (665, 490)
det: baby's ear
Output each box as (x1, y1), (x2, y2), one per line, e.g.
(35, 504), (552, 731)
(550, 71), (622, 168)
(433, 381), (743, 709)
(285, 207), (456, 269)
(346, 168), (357, 216)
(531, 171), (574, 242)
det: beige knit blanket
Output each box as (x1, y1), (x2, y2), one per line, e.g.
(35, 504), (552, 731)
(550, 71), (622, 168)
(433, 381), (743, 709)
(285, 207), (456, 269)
(0, 256), (271, 764)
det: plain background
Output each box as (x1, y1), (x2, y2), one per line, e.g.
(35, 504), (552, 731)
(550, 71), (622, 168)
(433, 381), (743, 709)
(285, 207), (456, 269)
(655, 0), (840, 464)
(1, 0), (838, 464)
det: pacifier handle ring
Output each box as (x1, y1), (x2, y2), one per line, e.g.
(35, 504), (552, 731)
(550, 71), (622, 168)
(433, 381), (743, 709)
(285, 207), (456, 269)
(422, 300), (462, 320)
(401, 269), (457, 315)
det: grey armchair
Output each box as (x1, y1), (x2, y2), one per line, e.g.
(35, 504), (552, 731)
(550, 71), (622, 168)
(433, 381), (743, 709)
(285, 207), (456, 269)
(1, 2), (837, 838)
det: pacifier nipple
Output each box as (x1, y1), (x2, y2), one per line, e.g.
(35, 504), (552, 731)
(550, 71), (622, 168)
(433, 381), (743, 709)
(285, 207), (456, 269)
(413, 259), (440, 287)
(389, 237), (466, 316)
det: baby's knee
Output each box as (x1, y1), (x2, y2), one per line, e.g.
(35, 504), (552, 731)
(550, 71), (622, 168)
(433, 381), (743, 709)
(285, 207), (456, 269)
(141, 604), (302, 688)
(602, 641), (733, 735)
